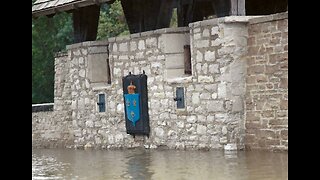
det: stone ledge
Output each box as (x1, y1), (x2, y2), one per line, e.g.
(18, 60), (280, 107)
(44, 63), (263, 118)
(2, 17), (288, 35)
(249, 11), (288, 24)
(189, 15), (265, 28)
(66, 40), (109, 49)
(167, 75), (193, 84)
(154, 27), (190, 34)
(130, 33), (141, 38)
(91, 83), (113, 91)
(111, 27), (190, 43)
(115, 35), (131, 42)
(32, 103), (54, 112)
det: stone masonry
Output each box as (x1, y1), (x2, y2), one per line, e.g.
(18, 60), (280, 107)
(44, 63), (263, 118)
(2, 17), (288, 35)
(32, 12), (288, 151)
(32, 104), (73, 148)
(245, 13), (288, 151)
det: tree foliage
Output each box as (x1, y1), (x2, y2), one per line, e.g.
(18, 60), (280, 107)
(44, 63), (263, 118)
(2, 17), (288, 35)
(32, 12), (73, 104)
(97, 1), (129, 39)
(32, 0), (128, 104)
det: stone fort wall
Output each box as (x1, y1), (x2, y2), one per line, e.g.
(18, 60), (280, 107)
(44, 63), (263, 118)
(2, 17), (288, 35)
(245, 13), (288, 150)
(32, 12), (288, 151)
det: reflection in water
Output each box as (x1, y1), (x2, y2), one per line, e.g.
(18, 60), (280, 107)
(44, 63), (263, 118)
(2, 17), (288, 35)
(121, 149), (154, 179)
(32, 148), (287, 180)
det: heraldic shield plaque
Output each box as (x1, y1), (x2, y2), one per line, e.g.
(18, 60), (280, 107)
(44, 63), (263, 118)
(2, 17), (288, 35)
(122, 72), (150, 137)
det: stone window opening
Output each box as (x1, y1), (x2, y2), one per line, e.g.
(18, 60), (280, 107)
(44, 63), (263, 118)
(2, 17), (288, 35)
(106, 57), (111, 84)
(184, 45), (192, 75)
(97, 93), (106, 113)
(161, 31), (191, 80)
(88, 51), (112, 89)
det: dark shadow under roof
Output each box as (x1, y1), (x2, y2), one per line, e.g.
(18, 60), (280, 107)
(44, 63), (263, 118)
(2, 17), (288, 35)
(32, 0), (112, 17)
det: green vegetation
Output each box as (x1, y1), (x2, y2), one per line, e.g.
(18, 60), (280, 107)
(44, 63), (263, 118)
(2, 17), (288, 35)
(32, 0), (128, 103)
(32, 12), (73, 103)
(97, 1), (129, 39)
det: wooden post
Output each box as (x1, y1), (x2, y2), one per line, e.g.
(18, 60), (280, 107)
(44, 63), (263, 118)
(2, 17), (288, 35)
(73, 5), (100, 43)
(230, 0), (245, 16)
(237, 0), (245, 15)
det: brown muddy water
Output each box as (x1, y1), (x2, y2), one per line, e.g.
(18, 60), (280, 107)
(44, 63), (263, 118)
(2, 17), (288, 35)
(32, 148), (287, 180)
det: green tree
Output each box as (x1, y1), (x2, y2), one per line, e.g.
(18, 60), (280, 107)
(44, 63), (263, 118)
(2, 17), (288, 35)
(32, 0), (128, 104)
(32, 12), (73, 103)
(97, 0), (129, 39)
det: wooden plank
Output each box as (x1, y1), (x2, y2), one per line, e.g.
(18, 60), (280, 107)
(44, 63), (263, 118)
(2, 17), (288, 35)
(73, 5), (100, 43)
(156, 0), (175, 29)
(237, 0), (245, 15)
(230, 0), (246, 15)
(32, 0), (112, 17)
(230, 0), (238, 15)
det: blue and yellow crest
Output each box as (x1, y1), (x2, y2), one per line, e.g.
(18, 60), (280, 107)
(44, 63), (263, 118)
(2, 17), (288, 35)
(124, 81), (140, 126)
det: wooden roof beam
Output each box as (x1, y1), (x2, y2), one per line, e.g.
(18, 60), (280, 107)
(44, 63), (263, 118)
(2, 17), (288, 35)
(32, 0), (113, 18)
(230, 0), (245, 16)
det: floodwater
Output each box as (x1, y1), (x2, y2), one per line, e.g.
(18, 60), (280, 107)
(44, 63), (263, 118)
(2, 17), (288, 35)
(32, 148), (287, 180)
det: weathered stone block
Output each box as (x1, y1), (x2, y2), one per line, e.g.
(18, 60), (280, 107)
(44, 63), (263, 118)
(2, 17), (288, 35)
(279, 78), (288, 89)
(260, 129), (276, 139)
(176, 121), (184, 128)
(248, 65), (265, 74)
(280, 99), (288, 110)
(195, 40), (210, 48)
(218, 82), (227, 98)
(222, 126), (228, 135)
(232, 96), (243, 112)
(265, 139), (280, 146)
(165, 54), (185, 69)
(165, 69), (184, 79)
(138, 40), (145, 50)
(187, 116), (197, 123)
(196, 50), (203, 62)
(269, 52), (287, 64)
(204, 50), (215, 61)
(192, 93), (200, 105)
(208, 64), (220, 74)
(224, 143), (237, 151)
(197, 124), (207, 135)
(130, 41), (137, 51)
(198, 76), (214, 83)
(154, 127), (165, 138)
(255, 75), (267, 82)
(220, 137), (228, 144)
(194, 33), (201, 40)
(159, 33), (189, 53)
(245, 122), (261, 129)
(202, 28), (210, 37)
(281, 130), (288, 140)
(207, 101), (224, 112)
(146, 37), (157, 48)
(211, 26), (219, 35)
(88, 54), (110, 83)
(277, 19), (288, 32)
(200, 93), (211, 100)
(118, 42), (128, 52)
(193, 27), (201, 34)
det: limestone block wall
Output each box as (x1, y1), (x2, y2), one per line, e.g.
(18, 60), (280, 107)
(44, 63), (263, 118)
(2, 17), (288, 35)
(32, 103), (73, 148)
(32, 12), (288, 151)
(36, 18), (250, 150)
(105, 19), (249, 150)
(245, 12), (288, 151)
(61, 40), (114, 149)
(187, 17), (249, 150)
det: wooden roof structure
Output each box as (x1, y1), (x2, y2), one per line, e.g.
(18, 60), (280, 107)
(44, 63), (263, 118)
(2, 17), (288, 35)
(32, 0), (113, 17)
(32, 0), (288, 43)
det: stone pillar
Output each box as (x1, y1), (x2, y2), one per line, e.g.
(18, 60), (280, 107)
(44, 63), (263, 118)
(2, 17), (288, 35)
(189, 16), (250, 150)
